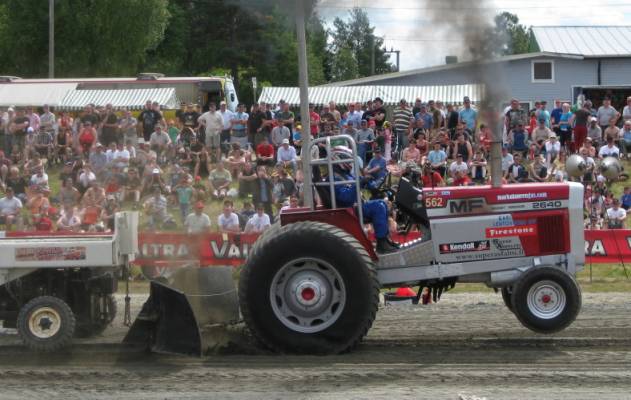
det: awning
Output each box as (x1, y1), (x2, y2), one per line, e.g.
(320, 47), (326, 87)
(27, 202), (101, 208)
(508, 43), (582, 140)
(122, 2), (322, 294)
(59, 87), (180, 111)
(258, 84), (485, 106)
(0, 83), (78, 107)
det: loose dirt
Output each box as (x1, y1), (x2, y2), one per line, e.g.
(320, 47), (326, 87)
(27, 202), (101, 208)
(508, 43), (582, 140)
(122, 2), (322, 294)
(1, 292), (630, 400)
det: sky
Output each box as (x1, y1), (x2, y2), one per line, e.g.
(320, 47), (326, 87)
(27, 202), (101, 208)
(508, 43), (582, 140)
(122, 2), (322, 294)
(315, 0), (631, 71)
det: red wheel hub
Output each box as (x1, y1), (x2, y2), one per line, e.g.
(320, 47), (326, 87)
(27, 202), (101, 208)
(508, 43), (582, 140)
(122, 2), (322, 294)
(541, 294), (552, 304)
(301, 287), (316, 301)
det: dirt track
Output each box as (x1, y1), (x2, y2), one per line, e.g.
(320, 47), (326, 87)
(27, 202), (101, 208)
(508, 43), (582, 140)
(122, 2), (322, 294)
(1, 292), (631, 400)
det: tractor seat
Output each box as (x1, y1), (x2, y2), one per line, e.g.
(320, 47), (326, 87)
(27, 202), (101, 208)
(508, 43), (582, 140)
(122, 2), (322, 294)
(395, 177), (429, 226)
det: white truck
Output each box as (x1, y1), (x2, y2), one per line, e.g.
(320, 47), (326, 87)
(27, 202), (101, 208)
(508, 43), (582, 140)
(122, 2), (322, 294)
(0, 212), (138, 351)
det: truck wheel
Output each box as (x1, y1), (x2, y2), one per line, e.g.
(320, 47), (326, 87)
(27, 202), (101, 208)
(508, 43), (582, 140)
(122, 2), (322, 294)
(239, 221), (379, 354)
(75, 294), (117, 338)
(511, 267), (581, 334)
(501, 286), (513, 312)
(17, 296), (76, 352)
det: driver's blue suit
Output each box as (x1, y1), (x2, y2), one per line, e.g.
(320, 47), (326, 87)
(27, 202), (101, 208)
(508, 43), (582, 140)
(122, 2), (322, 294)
(334, 172), (389, 239)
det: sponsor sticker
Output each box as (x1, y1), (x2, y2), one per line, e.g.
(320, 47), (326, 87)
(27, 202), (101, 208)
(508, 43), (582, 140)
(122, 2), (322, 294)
(439, 240), (490, 254)
(486, 224), (538, 238)
(15, 246), (87, 262)
(496, 192), (548, 202)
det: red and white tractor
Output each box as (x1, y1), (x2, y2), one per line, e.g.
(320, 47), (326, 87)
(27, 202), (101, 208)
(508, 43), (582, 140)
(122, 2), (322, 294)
(238, 135), (585, 354)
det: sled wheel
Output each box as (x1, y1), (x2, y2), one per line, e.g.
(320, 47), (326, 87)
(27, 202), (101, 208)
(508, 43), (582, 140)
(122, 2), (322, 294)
(75, 294), (117, 338)
(239, 221), (379, 354)
(511, 267), (581, 334)
(17, 296), (76, 352)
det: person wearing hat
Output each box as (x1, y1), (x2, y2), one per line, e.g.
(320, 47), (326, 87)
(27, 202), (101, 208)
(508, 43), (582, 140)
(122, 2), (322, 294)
(276, 138), (297, 175)
(458, 96), (477, 132)
(276, 100), (295, 135)
(244, 203), (271, 233)
(362, 146), (387, 193)
(184, 201), (211, 234)
(545, 133), (561, 165)
(271, 115), (290, 147)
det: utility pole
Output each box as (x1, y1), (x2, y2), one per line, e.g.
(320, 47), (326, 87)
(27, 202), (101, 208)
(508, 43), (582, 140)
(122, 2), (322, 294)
(49, 0), (54, 78)
(384, 47), (401, 72)
(295, 0), (313, 208)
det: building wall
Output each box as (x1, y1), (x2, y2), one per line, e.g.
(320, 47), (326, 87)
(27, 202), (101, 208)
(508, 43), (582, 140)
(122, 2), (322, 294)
(600, 58), (631, 86)
(347, 56), (631, 107)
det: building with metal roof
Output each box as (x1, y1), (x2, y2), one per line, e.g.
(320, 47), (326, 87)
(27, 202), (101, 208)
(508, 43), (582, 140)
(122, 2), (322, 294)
(319, 27), (631, 110)
(531, 26), (631, 57)
(258, 84), (484, 106)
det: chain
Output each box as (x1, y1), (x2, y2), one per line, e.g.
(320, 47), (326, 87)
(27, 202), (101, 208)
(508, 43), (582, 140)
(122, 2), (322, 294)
(123, 259), (132, 326)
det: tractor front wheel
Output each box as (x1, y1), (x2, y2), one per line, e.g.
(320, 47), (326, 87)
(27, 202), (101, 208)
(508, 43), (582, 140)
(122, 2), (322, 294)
(511, 267), (581, 334)
(239, 221), (379, 354)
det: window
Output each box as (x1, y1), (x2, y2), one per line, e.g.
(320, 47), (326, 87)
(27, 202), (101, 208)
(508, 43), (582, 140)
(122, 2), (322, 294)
(532, 60), (555, 83)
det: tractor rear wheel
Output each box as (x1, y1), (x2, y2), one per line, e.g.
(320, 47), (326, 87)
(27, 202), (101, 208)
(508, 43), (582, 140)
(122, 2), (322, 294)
(239, 221), (379, 354)
(17, 296), (76, 352)
(511, 267), (581, 334)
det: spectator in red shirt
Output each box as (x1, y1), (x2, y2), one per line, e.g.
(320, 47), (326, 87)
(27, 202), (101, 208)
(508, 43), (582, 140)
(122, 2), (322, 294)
(256, 136), (275, 167)
(78, 121), (97, 154)
(421, 163), (444, 187)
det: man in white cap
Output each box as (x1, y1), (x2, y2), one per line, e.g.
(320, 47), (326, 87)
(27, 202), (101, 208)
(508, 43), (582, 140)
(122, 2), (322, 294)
(544, 133), (561, 165)
(276, 138), (297, 174)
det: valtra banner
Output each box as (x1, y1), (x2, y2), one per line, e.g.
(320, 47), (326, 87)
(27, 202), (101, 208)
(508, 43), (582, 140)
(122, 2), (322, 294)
(135, 230), (631, 267)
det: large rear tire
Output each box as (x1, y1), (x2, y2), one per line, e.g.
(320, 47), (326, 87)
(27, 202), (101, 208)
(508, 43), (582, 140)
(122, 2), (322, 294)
(511, 267), (581, 334)
(17, 296), (76, 352)
(239, 221), (379, 354)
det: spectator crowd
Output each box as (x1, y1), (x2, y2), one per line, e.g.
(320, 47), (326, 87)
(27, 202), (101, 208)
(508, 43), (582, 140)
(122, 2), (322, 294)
(0, 93), (630, 234)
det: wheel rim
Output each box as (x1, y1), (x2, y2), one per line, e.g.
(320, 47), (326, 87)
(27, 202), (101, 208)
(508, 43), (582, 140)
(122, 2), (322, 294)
(526, 280), (566, 320)
(28, 307), (62, 339)
(270, 257), (346, 334)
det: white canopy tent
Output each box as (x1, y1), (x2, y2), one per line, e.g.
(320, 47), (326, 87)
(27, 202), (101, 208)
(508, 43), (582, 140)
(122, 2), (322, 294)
(0, 83), (78, 108)
(59, 88), (180, 111)
(258, 84), (485, 107)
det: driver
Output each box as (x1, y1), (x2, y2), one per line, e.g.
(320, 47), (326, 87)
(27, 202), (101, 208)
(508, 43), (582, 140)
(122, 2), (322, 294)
(329, 146), (398, 253)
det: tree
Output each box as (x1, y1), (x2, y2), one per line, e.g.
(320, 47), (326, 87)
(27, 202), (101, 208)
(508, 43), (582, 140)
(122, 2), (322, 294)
(329, 8), (394, 80)
(0, 0), (170, 77)
(490, 12), (535, 56)
(330, 46), (358, 82)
